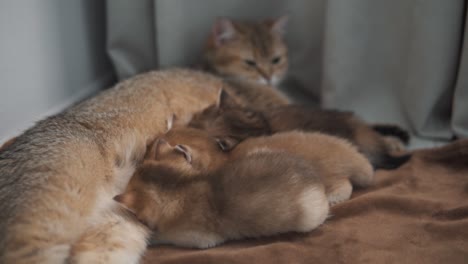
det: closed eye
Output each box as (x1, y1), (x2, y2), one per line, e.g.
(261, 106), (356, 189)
(271, 56), (281, 64)
(244, 59), (256, 67)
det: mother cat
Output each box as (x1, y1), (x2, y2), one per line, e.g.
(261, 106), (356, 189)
(0, 69), (231, 263)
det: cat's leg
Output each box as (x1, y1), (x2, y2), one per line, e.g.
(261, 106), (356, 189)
(68, 209), (149, 264)
(297, 186), (329, 232)
(326, 179), (353, 206)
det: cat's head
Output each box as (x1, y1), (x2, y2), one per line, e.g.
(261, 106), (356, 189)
(204, 16), (288, 86)
(145, 127), (229, 176)
(189, 89), (271, 149)
(113, 164), (190, 230)
(114, 179), (161, 230)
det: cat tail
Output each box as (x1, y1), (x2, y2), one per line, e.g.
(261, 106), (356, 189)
(375, 153), (412, 170)
(372, 124), (410, 145)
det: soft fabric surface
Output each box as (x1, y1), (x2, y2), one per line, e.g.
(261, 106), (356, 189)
(143, 139), (468, 264)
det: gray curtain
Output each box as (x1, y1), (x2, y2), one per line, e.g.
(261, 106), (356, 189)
(106, 0), (468, 145)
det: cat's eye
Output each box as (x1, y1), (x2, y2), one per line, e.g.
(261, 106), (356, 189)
(244, 59), (256, 67)
(271, 56), (281, 64)
(174, 144), (192, 163)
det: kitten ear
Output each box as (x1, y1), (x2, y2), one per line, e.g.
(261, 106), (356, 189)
(212, 17), (237, 46)
(174, 144), (192, 163)
(216, 88), (239, 109)
(268, 15), (288, 36)
(114, 191), (137, 214)
(216, 137), (239, 152)
(145, 138), (168, 160)
(166, 114), (176, 132)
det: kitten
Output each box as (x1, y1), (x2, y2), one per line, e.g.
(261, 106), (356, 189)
(203, 17), (291, 111)
(189, 90), (411, 170)
(114, 141), (329, 248)
(157, 125), (373, 206)
(144, 127), (229, 178)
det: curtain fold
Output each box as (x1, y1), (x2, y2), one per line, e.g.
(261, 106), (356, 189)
(322, 0), (465, 139)
(106, 0), (468, 141)
(106, 0), (158, 79)
(452, 9), (468, 139)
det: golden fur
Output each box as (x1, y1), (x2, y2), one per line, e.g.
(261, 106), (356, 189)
(157, 126), (373, 206)
(189, 90), (411, 170)
(231, 131), (374, 205)
(115, 137), (329, 248)
(204, 17), (289, 86)
(203, 17), (291, 111)
(0, 69), (226, 263)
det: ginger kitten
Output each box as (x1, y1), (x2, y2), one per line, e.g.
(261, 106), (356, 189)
(114, 140), (329, 248)
(156, 124), (373, 206)
(189, 90), (411, 170)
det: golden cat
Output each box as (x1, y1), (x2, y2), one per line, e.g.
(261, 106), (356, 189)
(203, 16), (291, 110)
(114, 141), (329, 248)
(0, 69), (226, 263)
(204, 16), (288, 86)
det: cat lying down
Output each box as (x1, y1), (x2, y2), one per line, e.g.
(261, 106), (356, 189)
(114, 123), (373, 248)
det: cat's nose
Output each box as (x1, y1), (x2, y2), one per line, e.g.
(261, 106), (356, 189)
(256, 68), (270, 83)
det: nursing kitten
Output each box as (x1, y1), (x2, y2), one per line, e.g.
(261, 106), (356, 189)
(203, 17), (291, 110)
(189, 90), (411, 170)
(158, 125), (373, 205)
(114, 141), (329, 248)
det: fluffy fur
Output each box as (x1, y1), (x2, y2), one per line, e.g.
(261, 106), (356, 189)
(0, 69), (226, 263)
(189, 91), (411, 170)
(204, 16), (289, 86)
(157, 126), (373, 206)
(203, 17), (291, 111)
(230, 132), (374, 205)
(115, 136), (329, 248)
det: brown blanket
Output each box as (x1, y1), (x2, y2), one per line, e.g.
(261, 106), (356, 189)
(143, 139), (468, 264)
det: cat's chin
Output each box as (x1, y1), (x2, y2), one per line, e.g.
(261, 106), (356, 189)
(255, 77), (282, 87)
(257, 78), (269, 85)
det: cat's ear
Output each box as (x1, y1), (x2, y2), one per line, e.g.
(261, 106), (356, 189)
(216, 88), (239, 109)
(212, 17), (237, 46)
(145, 138), (168, 160)
(114, 191), (137, 214)
(174, 144), (192, 163)
(166, 114), (176, 132)
(216, 137), (239, 152)
(268, 15), (288, 36)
